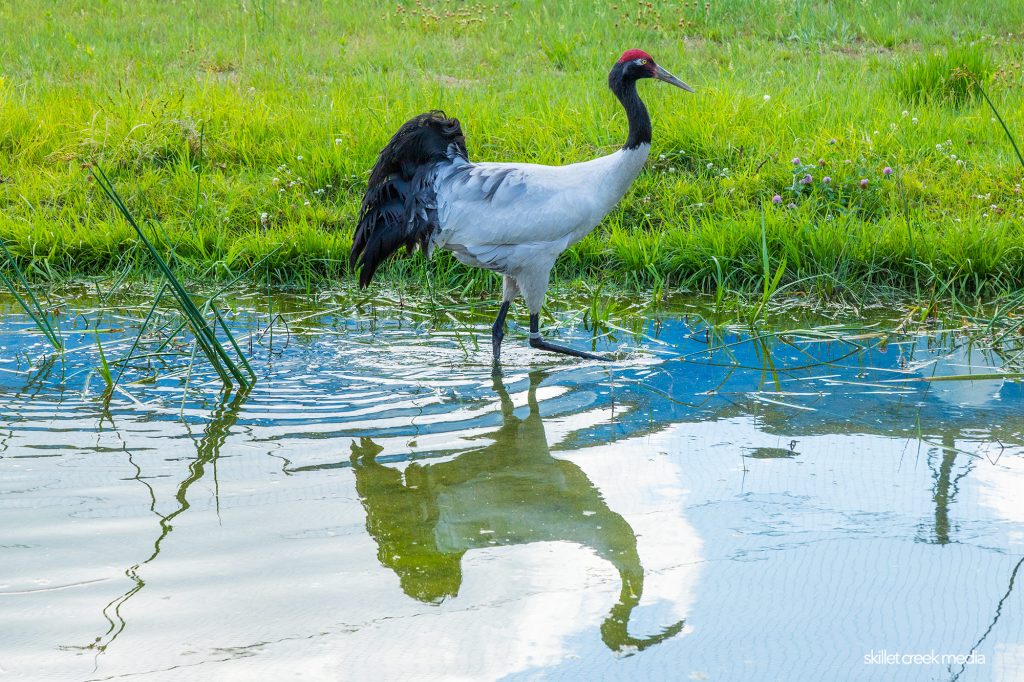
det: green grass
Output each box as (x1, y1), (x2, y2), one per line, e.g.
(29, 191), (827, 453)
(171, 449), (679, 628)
(892, 44), (994, 107)
(1, 0), (1024, 302)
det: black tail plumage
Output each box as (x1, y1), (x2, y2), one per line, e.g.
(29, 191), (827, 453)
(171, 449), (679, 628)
(349, 111), (469, 288)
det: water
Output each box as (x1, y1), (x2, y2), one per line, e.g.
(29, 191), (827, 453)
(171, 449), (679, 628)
(1, 290), (1023, 681)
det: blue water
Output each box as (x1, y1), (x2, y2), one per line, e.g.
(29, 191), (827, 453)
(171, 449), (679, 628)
(1, 291), (1022, 681)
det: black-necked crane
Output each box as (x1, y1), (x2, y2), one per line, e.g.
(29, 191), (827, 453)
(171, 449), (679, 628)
(349, 49), (693, 361)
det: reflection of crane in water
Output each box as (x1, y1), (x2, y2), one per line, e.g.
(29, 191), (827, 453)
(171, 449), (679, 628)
(71, 392), (245, 660)
(351, 370), (685, 654)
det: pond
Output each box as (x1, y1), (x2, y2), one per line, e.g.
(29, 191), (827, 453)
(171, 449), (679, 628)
(1, 289), (1022, 681)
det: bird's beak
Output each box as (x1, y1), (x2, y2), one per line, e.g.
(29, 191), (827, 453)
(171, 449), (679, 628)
(654, 64), (694, 92)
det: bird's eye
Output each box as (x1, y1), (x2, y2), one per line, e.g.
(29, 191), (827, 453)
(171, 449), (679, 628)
(639, 59), (648, 65)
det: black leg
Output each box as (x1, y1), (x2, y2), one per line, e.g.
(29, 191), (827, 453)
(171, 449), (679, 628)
(529, 313), (607, 361)
(491, 300), (511, 361)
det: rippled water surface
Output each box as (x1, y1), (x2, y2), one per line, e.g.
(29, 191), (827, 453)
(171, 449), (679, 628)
(2, 289), (1023, 681)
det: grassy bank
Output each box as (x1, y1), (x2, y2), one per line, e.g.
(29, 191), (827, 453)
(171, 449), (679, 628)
(2, 1), (1024, 300)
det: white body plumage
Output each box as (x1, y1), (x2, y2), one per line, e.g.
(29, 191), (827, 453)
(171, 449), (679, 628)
(431, 144), (651, 311)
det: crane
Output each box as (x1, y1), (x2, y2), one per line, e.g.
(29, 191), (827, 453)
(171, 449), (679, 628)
(349, 49), (692, 361)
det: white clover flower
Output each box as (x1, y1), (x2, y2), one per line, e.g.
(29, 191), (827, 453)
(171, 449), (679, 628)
(763, 94), (770, 101)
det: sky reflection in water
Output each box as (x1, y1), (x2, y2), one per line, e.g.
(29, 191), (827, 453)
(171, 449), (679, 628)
(1, 293), (1022, 681)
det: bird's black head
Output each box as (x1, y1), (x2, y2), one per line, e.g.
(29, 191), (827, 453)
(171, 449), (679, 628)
(608, 49), (694, 92)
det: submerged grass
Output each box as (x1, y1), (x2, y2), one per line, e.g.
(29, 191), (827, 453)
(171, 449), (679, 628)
(0, 1), (1023, 302)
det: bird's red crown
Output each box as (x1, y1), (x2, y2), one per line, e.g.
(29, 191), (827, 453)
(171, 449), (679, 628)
(617, 49), (654, 64)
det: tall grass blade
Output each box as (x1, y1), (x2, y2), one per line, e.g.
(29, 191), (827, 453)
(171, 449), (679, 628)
(89, 165), (253, 391)
(749, 210), (786, 325)
(212, 306), (256, 383)
(976, 81), (1024, 170)
(0, 239), (63, 351)
(94, 328), (114, 397)
(111, 281), (168, 390)
(975, 79), (1024, 339)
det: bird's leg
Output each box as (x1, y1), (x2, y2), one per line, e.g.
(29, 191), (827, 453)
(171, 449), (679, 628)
(528, 313), (607, 361)
(491, 300), (511, 362)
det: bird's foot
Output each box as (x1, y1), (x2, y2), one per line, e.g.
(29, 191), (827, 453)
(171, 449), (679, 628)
(529, 337), (609, 361)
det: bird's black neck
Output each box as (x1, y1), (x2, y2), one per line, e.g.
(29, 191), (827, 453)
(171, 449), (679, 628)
(608, 66), (651, 150)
